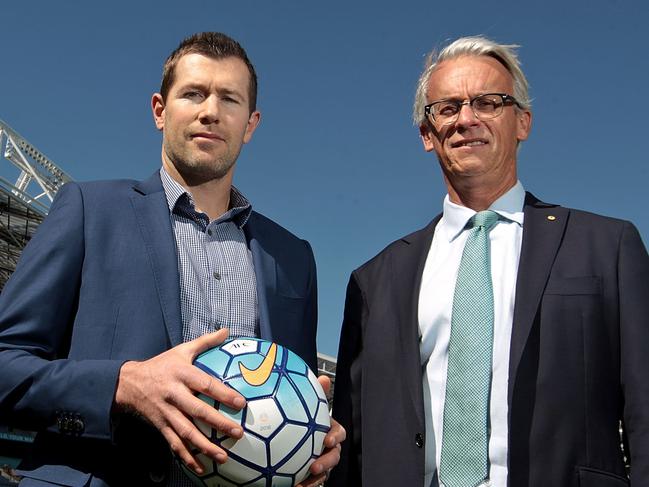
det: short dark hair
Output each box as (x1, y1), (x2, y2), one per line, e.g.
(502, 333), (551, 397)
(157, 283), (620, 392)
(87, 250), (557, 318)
(160, 32), (258, 113)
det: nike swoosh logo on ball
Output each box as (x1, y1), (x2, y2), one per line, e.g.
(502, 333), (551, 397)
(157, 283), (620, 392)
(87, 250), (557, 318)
(240, 342), (278, 386)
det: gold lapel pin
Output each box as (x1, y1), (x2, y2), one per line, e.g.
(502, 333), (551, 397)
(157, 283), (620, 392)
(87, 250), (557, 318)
(547, 215), (556, 221)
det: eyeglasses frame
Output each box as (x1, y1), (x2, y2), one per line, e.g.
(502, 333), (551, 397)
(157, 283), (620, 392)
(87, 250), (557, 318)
(424, 93), (522, 126)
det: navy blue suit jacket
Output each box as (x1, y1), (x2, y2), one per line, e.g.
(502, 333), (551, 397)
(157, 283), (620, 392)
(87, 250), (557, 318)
(0, 172), (318, 486)
(329, 193), (649, 487)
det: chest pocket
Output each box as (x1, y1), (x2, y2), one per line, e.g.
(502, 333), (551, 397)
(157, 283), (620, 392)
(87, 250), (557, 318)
(544, 276), (601, 296)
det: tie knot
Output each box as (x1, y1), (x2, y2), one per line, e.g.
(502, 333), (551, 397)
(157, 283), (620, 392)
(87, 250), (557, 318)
(470, 210), (499, 231)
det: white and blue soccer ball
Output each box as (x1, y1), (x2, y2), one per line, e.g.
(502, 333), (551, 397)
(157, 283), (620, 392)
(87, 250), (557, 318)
(183, 338), (331, 487)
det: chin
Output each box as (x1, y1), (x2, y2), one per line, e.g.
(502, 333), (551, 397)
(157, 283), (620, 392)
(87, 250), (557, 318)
(446, 158), (488, 174)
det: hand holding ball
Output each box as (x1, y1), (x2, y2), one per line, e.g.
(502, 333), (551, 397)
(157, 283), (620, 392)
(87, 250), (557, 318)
(182, 338), (331, 486)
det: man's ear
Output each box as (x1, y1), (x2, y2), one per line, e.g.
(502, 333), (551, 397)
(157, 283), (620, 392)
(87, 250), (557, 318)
(419, 123), (437, 153)
(151, 93), (165, 131)
(516, 109), (532, 142)
(242, 111), (261, 144)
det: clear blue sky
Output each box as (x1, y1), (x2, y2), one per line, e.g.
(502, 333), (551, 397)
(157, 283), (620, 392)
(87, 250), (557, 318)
(1, 0), (647, 356)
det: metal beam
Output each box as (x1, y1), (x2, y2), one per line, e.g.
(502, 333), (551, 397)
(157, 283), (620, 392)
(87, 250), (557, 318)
(0, 119), (72, 289)
(0, 119), (71, 212)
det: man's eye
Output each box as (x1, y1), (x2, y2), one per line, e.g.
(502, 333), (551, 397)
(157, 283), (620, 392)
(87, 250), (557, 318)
(184, 91), (204, 100)
(474, 98), (498, 111)
(438, 104), (459, 116)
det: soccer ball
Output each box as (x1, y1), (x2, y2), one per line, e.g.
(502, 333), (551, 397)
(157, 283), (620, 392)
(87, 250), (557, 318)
(183, 338), (331, 486)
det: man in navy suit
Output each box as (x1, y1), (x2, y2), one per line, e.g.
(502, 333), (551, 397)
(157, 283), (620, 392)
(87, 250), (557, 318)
(0, 32), (342, 486)
(329, 36), (649, 486)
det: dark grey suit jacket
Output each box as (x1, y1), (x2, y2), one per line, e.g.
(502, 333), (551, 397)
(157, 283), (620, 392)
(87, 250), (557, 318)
(329, 193), (649, 487)
(0, 171), (318, 486)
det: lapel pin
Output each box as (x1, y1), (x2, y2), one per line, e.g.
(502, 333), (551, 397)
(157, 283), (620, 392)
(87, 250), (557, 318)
(547, 215), (556, 221)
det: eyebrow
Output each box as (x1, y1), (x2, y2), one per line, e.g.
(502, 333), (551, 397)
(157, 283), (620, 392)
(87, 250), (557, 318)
(176, 82), (245, 99)
(217, 87), (244, 99)
(429, 92), (502, 105)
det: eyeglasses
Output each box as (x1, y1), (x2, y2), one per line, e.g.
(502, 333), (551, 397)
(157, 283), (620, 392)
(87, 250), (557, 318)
(424, 93), (521, 126)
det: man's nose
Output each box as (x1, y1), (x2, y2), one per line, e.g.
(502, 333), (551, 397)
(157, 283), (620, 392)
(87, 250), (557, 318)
(199, 95), (220, 123)
(455, 102), (480, 127)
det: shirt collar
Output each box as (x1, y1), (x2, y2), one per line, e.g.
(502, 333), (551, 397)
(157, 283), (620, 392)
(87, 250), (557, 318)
(441, 180), (526, 242)
(159, 167), (253, 228)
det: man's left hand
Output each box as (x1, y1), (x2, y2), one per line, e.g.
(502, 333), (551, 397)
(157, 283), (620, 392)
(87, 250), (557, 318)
(296, 375), (345, 487)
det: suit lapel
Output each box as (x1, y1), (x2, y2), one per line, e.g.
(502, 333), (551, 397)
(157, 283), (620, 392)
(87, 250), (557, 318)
(508, 193), (568, 402)
(392, 217), (440, 425)
(244, 214), (275, 342)
(130, 172), (183, 346)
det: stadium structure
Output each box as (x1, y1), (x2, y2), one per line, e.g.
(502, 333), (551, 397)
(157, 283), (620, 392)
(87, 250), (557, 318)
(0, 119), (72, 289)
(317, 352), (337, 406)
(0, 119), (337, 481)
(0, 119), (72, 481)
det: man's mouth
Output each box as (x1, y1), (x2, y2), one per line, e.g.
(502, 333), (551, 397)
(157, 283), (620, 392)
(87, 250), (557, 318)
(192, 133), (224, 141)
(451, 139), (488, 148)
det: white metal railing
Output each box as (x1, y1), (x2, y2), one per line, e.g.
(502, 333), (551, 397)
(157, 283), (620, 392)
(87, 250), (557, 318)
(0, 119), (72, 215)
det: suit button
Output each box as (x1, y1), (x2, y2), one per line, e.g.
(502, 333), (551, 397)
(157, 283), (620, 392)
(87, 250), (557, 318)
(415, 433), (424, 448)
(55, 411), (85, 436)
(72, 417), (85, 434)
(149, 470), (166, 483)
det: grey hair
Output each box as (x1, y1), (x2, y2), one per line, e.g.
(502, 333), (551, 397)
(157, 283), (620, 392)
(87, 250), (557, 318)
(412, 36), (531, 127)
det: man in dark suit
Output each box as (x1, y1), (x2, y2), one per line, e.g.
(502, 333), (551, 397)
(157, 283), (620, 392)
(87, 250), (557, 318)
(329, 36), (649, 487)
(0, 32), (342, 486)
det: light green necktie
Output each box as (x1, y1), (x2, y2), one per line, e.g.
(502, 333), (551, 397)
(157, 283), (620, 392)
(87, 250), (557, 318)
(439, 210), (499, 487)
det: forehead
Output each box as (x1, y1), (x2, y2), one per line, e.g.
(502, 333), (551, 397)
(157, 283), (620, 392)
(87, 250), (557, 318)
(170, 53), (250, 93)
(427, 55), (514, 100)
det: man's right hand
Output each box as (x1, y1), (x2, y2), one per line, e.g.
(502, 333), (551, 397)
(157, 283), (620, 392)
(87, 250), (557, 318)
(114, 328), (244, 475)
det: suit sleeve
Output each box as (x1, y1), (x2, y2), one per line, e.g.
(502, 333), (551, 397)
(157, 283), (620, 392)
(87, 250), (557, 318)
(329, 272), (364, 486)
(618, 222), (649, 483)
(302, 239), (318, 373)
(0, 182), (123, 440)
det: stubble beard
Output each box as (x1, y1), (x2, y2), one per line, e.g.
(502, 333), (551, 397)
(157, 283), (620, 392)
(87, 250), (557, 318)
(164, 139), (239, 186)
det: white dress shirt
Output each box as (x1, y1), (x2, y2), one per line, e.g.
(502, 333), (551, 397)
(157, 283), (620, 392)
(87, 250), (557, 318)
(419, 182), (526, 487)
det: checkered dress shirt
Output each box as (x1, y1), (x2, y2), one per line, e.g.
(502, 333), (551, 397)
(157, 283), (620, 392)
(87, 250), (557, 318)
(160, 168), (259, 342)
(160, 168), (259, 486)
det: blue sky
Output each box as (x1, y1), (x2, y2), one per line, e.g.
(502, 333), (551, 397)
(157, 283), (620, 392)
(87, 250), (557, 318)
(1, 0), (647, 356)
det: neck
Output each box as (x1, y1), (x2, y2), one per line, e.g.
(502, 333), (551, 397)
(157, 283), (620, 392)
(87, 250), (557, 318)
(163, 161), (233, 221)
(187, 178), (232, 220)
(445, 174), (517, 211)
